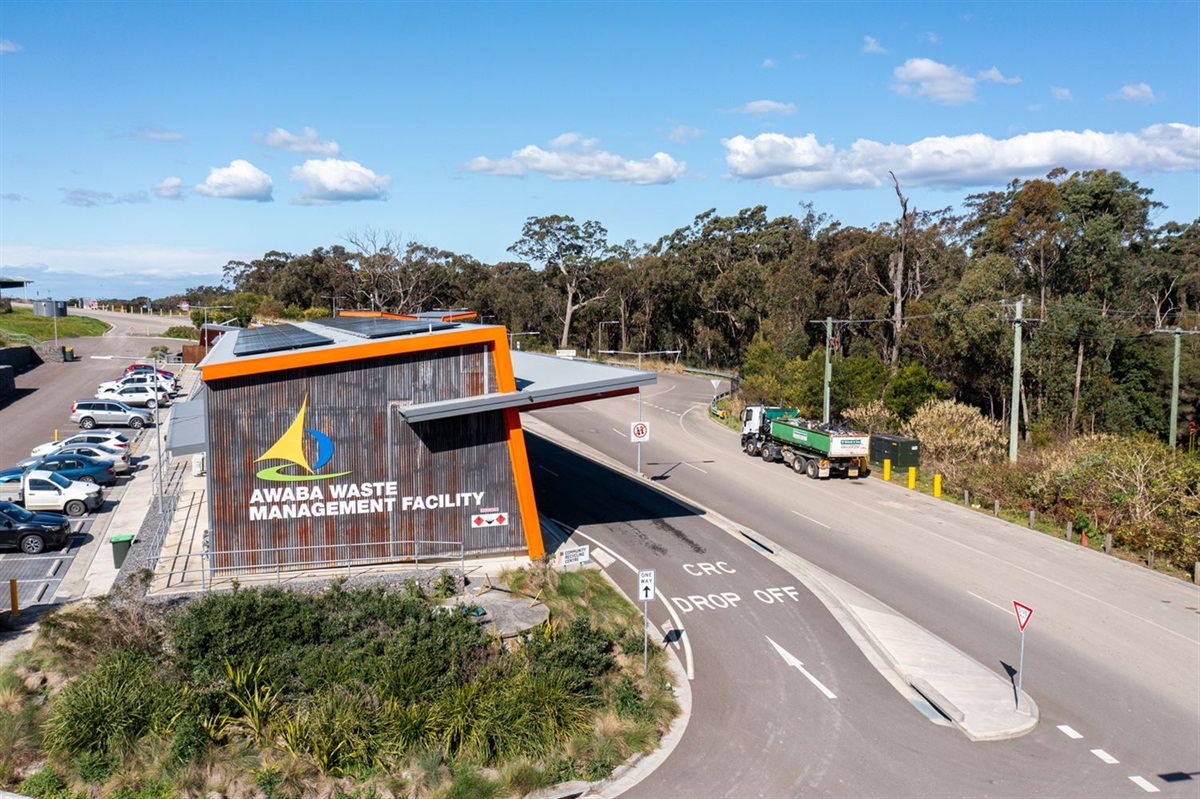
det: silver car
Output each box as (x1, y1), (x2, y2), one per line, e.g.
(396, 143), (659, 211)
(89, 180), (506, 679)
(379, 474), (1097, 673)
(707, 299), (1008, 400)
(69, 399), (153, 430)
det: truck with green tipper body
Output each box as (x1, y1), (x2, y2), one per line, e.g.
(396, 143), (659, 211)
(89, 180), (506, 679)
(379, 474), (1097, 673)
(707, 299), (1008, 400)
(739, 405), (871, 480)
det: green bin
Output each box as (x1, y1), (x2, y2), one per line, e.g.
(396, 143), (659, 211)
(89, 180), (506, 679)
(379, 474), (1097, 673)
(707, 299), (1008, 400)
(110, 534), (134, 569)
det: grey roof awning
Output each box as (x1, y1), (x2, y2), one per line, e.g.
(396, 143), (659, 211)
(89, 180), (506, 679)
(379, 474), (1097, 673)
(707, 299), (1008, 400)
(165, 391), (208, 457)
(396, 352), (656, 423)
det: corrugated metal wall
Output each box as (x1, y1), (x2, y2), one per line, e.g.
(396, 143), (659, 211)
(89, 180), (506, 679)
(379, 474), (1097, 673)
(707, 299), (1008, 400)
(206, 343), (525, 573)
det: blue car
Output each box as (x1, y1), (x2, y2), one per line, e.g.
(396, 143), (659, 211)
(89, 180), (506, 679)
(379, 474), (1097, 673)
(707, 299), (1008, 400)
(16, 454), (117, 486)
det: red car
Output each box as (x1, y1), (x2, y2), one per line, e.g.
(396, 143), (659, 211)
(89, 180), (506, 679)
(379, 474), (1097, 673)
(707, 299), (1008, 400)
(124, 363), (177, 380)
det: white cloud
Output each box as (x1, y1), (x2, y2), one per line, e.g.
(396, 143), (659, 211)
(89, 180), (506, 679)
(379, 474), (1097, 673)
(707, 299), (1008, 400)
(731, 99), (797, 115)
(61, 188), (148, 207)
(290, 159), (390, 204)
(1052, 87), (1074, 101)
(892, 58), (976, 104)
(154, 176), (185, 199)
(0, 40), (20, 54)
(1111, 82), (1156, 102)
(722, 123), (1200, 190)
(979, 67), (1020, 85)
(132, 127), (184, 142)
(761, 57), (777, 68)
(862, 36), (886, 54)
(264, 127), (340, 155)
(668, 125), (704, 142)
(194, 160), (273, 201)
(465, 134), (686, 185)
(1, 243), (243, 282)
(925, 32), (941, 45)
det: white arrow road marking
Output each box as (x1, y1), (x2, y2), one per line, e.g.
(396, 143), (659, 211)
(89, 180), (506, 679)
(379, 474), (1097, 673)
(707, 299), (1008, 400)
(766, 636), (837, 699)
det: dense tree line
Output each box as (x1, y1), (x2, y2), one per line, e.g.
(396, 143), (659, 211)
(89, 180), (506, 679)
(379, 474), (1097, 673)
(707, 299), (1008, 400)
(168, 168), (1199, 446)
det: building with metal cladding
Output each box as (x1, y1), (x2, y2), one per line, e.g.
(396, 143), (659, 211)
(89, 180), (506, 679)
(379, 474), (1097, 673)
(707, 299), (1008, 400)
(168, 313), (654, 574)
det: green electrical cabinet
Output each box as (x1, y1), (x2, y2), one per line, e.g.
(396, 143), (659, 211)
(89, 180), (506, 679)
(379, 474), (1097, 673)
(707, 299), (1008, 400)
(869, 434), (921, 469)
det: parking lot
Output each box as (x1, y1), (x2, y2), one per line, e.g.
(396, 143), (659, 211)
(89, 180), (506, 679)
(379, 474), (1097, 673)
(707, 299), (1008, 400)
(1, 321), (192, 612)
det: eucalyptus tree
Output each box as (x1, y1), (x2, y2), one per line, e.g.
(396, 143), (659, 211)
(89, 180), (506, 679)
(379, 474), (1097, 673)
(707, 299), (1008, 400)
(509, 215), (610, 348)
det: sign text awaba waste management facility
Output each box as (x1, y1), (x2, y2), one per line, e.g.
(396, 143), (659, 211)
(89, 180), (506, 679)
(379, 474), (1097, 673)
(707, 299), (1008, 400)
(185, 313), (654, 574)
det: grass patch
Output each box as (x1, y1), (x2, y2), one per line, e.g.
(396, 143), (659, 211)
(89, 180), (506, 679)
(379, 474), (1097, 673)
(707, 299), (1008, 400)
(0, 306), (109, 342)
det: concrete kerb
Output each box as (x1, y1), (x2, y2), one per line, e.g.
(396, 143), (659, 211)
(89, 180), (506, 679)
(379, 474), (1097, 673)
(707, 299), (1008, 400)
(520, 413), (1038, 742)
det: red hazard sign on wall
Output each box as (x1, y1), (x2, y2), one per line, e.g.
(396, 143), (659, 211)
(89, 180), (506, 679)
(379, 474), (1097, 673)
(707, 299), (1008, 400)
(472, 512), (508, 528)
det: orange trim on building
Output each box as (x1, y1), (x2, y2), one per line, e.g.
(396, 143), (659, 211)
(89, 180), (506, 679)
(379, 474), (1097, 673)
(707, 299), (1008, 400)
(503, 407), (543, 558)
(201, 326), (507, 382)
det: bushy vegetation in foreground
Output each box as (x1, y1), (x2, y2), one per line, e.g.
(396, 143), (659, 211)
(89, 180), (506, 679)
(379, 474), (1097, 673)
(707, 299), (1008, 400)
(2, 567), (678, 798)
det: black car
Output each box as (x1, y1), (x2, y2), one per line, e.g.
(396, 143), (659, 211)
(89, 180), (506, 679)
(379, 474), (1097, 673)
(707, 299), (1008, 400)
(0, 501), (71, 554)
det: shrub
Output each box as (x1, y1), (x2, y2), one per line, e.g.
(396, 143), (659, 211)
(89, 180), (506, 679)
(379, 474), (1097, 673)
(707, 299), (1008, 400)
(43, 650), (183, 759)
(162, 325), (200, 340)
(841, 399), (900, 434)
(903, 399), (1005, 489)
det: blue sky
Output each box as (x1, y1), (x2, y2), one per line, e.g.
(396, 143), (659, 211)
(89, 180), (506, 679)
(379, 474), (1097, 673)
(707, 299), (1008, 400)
(1, 1), (1198, 302)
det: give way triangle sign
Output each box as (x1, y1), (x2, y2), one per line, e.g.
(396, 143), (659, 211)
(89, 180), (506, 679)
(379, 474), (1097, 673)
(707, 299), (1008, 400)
(1013, 601), (1033, 631)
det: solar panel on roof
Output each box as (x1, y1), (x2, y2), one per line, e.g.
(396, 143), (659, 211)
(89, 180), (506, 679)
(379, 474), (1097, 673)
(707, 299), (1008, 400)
(232, 324), (334, 357)
(313, 316), (459, 339)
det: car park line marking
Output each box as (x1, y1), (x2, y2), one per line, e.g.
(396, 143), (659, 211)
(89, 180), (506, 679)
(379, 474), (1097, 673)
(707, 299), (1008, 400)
(683, 462), (708, 473)
(791, 510), (830, 529)
(767, 636), (837, 699)
(1057, 724), (1083, 739)
(1090, 749), (1119, 764)
(571, 527), (694, 680)
(967, 591), (1010, 614)
(1129, 776), (1160, 792)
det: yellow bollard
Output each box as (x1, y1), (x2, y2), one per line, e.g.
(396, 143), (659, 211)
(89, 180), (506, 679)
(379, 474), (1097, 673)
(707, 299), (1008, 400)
(933, 474), (942, 498)
(9, 579), (18, 617)
(907, 466), (917, 489)
(883, 458), (891, 481)
(54, 428), (59, 441)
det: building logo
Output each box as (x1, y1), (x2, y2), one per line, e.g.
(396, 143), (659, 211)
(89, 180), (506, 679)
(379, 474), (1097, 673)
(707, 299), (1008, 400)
(255, 396), (352, 482)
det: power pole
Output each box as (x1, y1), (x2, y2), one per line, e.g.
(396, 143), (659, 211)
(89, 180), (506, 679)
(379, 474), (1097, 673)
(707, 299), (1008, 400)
(1153, 327), (1200, 450)
(1008, 297), (1024, 463)
(823, 317), (833, 424)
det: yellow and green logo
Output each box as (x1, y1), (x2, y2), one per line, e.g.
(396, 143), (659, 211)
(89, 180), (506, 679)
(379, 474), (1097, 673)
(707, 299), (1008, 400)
(255, 396), (352, 482)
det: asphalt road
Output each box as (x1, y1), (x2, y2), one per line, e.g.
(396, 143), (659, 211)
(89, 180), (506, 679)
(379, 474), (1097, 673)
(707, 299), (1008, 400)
(527, 372), (1200, 797)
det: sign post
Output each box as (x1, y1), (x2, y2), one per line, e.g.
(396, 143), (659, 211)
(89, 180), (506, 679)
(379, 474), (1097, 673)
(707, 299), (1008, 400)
(1012, 601), (1033, 710)
(638, 569), (656, 674)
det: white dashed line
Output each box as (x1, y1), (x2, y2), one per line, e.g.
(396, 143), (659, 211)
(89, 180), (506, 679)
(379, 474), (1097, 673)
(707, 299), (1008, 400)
(1090, 749), (1119, 764)
(611, 428), (624, 437)
(683, 462), (708, 473)
(791, 510), (830, 529)
(1129, 776), (1160, 792)
(1057, 724), (1083, 739)
(967, 591), (1010, 614)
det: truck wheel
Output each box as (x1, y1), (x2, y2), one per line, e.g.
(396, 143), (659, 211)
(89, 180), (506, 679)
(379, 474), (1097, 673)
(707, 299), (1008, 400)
(64, 500), (87, 517)
(80, 417), (96, 429)
(19, 534), (46, 555)
(129, 417), (145, 429)
(744, 441), (757, 456)
(792, 457), (804, 474)
(761, 446), (774, 463)
(805, 460), (819, 479)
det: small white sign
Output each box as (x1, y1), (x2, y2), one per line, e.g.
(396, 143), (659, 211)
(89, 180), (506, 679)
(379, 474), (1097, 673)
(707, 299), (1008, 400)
(630, 421), (650, 442)
(1013, 601), (1033, 631)
(471, 511), (509, 528)
(710, 378), (722, 392)
(638, 569), (656, 602)
(560, 545), (590, 567)
(555, 349), (577, 359)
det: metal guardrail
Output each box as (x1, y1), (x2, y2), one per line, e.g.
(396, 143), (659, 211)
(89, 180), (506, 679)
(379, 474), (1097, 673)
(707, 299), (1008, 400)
(0, 331), (38, 345)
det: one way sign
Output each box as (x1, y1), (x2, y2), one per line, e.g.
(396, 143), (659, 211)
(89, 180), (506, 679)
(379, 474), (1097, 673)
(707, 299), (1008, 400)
(638, 569), (656, 602)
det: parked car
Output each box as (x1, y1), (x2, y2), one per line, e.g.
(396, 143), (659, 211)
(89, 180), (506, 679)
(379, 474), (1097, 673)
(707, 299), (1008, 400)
(30, 431), (130, 458)
(0, 501), (71, 554)
(95, 384), (169, 409)
(0, 470), (103, 516)
(19, 454), (117, 486)
(125, 364), (176, 381)
(99, 372), (177, 395)
(70, 399), (153, 429)
(41, 442), (131, 473)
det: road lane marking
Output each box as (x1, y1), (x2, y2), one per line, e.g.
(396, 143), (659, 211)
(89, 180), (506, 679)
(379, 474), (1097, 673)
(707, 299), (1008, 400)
(791, 510), (830, 529)
(611, 428), (624, 437)
(1129, 776), (1160, 792)
(570, 527), (694, 680)
(1057, 724), (1083, 739)
(766, 636), (837, 699)
(1091, 749), (1119, 764)
(591, 548), (615, 567)
(684, 462), (708, 473)
(968, 591), (1010, 614)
